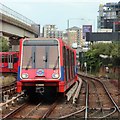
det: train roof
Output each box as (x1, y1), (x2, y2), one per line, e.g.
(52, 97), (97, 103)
(0, 51), (19, 55)
(20, 37), (63, 41)
(20, 37), (76, 52)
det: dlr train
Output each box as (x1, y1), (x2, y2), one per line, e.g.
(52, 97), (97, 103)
(0, 52), (19, 73)
(17, 38), (78, 100)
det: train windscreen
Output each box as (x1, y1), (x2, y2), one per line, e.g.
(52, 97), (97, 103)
(22, 40), (59, 69)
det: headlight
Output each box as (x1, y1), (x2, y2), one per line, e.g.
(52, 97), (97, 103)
(22, 73), (29, 79)
(52, 73), (59, 79)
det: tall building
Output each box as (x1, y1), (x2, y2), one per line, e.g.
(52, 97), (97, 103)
(97, 2), (120, 32)
(42, 24), (63, 39)
(66, 26), (83, 47)
(55, 31), (63, 39)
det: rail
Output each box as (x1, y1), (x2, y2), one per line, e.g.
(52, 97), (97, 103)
(41, 100), (58, 119)
(83, 79), (89, 120)
(97, 78), (120, 112)
(89, 80), (105, 117)
(23, 102), (42, 118)
(90, 75), (120, 113)
(2, 103), (28, 119)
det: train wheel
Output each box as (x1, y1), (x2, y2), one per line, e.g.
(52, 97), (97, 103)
(44, 86), (57, 102)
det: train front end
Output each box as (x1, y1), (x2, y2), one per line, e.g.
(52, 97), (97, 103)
(17, 38), (61, 96)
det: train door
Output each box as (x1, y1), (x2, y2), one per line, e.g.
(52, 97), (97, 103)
(8, 54), (13, 69)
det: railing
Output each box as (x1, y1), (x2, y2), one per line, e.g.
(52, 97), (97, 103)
(0, 3), (36, 26)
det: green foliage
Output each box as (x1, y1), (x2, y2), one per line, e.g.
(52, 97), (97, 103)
(85, 42), (120, 72)
(0, 36), (9, 52)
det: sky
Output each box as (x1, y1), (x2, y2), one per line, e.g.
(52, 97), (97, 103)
(1, 0), (120, 31)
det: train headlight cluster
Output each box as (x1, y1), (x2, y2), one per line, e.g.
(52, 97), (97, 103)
(52, 73), (59, 79)
(22, 73), (29, 79)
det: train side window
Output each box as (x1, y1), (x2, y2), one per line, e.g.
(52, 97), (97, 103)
(66, 49), (69, 80)
(71, 52), (73, 78)
(71, 52), (74, 78)
(72, 52), (75, 78)
(13, 54), (18, 63)
(0, 56), (2, 62)
(6, 55), (8, 63)
(62, 46), (65, 67)
(8, 55), (10, 63)
(73, 52), (75, 77)
(68, 49), (70, 80)
(70, 51), (72, 79)
(2, 55), (7, 63)
(63, 46), (67, 81)
(4, 55), (7, 62)
(2, 55), (5, 63)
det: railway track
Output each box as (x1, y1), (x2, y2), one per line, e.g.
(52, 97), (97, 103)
(1, 92), (25, 118)
(2, 99), (58, 119)
(88, 79), (116, 118)
(78, 73), (120, 119)
(1, 81), (17, 102)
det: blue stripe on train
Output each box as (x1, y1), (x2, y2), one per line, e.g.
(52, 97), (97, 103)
(75, 65), (77, 73)
(17, 66), (21, 81)
(60, 66), (64, 81)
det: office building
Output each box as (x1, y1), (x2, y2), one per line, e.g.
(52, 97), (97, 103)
(97, 2), (120, 32)
(66, 26), (83, 47)
(42, 24), (63, 39)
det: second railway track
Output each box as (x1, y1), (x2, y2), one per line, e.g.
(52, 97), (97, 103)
(78, 73), (120, 119)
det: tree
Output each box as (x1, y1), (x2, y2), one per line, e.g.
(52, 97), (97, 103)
(0, 36), (9, 52)
(85, 42), (120, 73)
(111, 42), (120, 66)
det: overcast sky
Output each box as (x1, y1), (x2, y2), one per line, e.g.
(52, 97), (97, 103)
(1, 0), (120, 31)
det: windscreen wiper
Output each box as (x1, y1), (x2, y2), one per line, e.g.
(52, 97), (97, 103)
(53, 56), (59, 70)
(25, 56), (32, 70)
